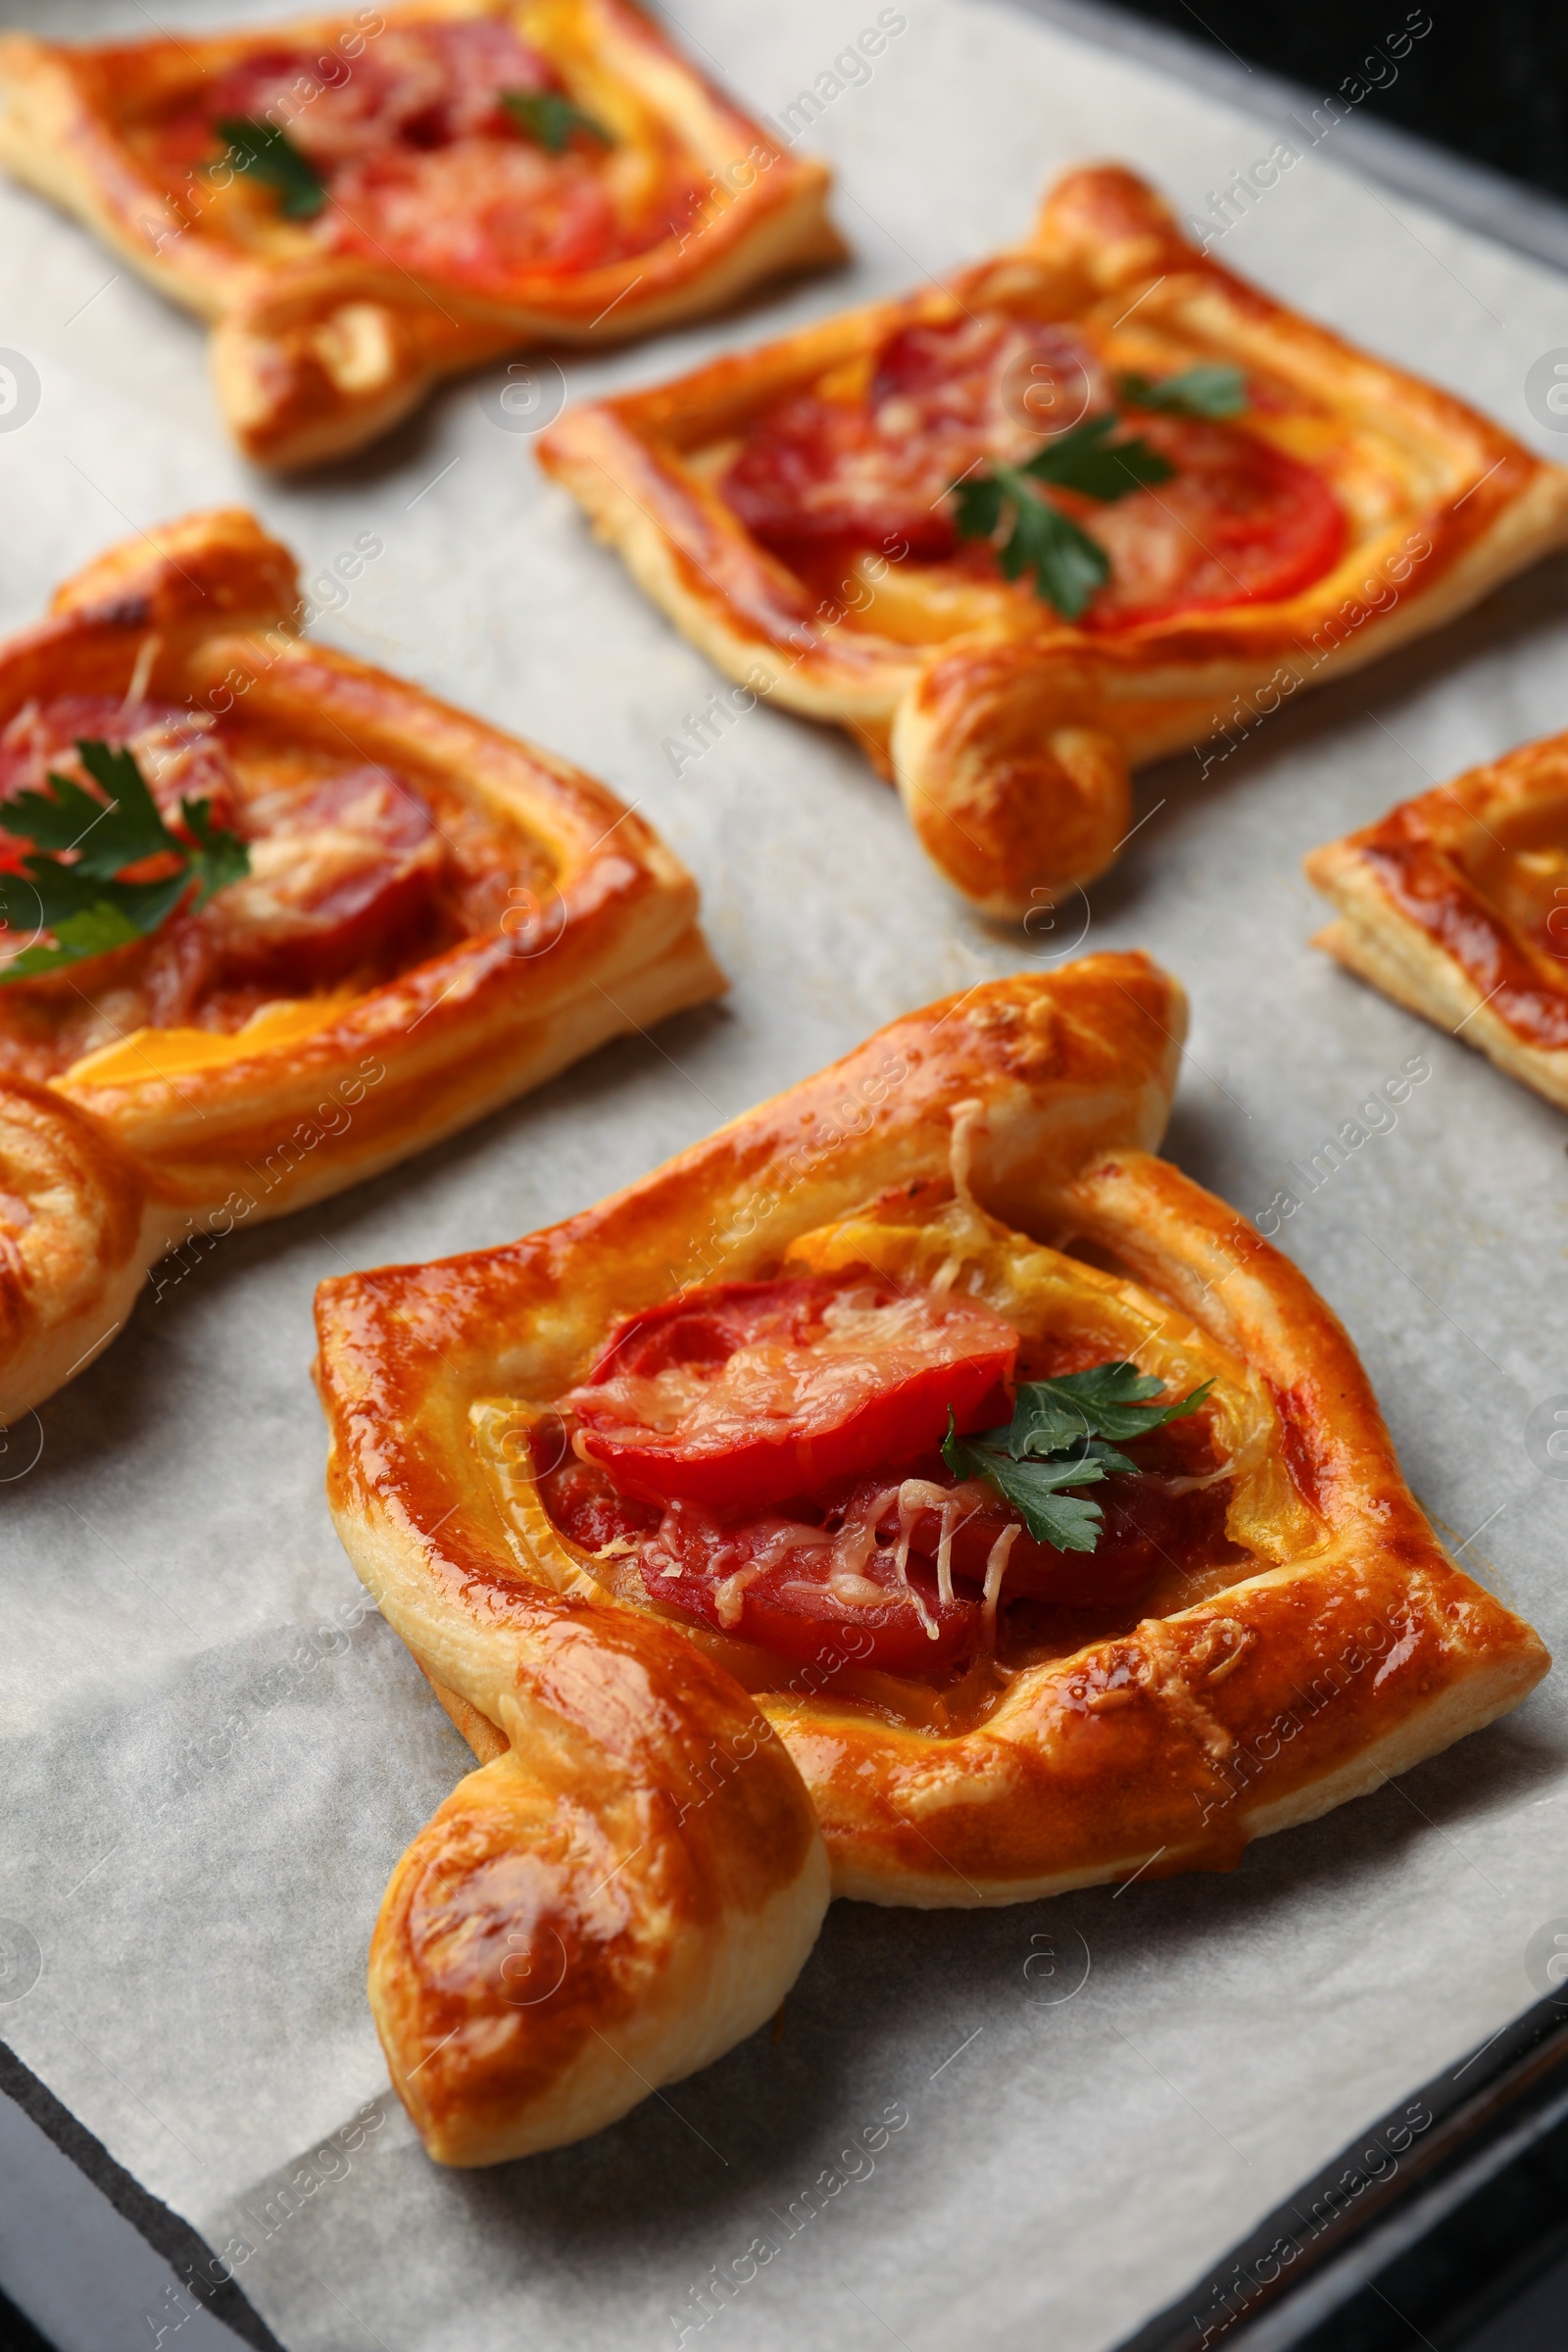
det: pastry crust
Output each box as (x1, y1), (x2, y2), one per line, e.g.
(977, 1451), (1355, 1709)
(539, 165), (1568, 918)
(1305, 729), (1568, 1109)
(0, 0), (845, 468)
(0, 508), (723, 1421)
(313, 952), (1547, 2164)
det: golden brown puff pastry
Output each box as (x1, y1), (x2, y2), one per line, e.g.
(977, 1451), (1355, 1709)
(0, 0), (845, 469)
(1305, 729), (1568, 1110)
(312, 951), (1546, 2165)
(538, 164), (1568, 919)
(0, 507), (723, 1422)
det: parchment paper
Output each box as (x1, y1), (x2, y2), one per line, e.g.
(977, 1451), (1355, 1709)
(4, 4), (1568, 2348)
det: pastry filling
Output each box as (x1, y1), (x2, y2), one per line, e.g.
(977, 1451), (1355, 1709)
(0, 696), (522, 1078)
(146, 20), (708, 292)
(720, 313), (1346, 629)
(536, 1267), (1238, 1677)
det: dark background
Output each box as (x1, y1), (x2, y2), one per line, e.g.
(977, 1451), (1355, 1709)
(1112, 0), (1568, 204)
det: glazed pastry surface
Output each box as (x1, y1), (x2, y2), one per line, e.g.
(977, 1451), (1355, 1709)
(1306, 727), (1568, 1110)
(0, 508), (723, 1419)
(313, 953), (1547, 2163)
(0, 0), (845, 466)
(541, 166), (1568, 916)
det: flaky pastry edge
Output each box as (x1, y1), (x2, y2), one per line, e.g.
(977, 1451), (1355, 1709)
(0, 0), (846, 467)
(1306, 727), (1568, 1111)
(312, 953), (1547, 2160)
(0, 506), (723, 1419)
(540, 165), (1568, 917)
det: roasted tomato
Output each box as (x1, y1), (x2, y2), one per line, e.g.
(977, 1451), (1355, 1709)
(539, 1448), (984, 1673)
(1076, 412), (1345, 629)
(564, 1271), (1018, 1509)
(539, 1437), (1240, 1675)
(539, 1272), (1245, 1678)
(153, 22), (686, 292)
(637, 1486), (983, 1673)
(872, 1455), (1240, 1606)
(723, 315), (1100, 558)
(542, 1329), (1250, 1672)
(721, 311), (1345, 627)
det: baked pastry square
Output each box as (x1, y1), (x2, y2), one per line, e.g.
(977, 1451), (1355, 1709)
(313, 951), (1546, 2165)
(540, 165), (1568, 918)
(0, 507), (723, 1421)
(0, 0), (844, 468)
(1306, 729), (1568, 1110)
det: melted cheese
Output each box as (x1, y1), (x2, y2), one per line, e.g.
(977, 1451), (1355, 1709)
(981, 1524), (1021, 1627)
(787, 1194), (1319, 1568)
(60, 990), (360, 1087)
(577, 1284), (1007, 1447)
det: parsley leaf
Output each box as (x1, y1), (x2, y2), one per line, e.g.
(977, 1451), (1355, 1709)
(1020, 416), (1176, 501)
(950, 419), (1175, 619)
(181, 795), (252, 909)
(501, 88), (612, 152)
(1010, 1361), (1213, 1449)
(0, 738), (250, 982)
(942, 1414), (1105, 1550)
(1117, 365), (1248, 419)
(939, 1362), (1213, 1556)
(953, 467), (1107, 618)
(0, 738), (166, 877)
(2, 902), (146, 981)
(218, 117), (327, 220)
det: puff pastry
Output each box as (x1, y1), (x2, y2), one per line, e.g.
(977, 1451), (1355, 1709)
(313, 951), (1546, 2164)
(0, 0), (844, 468)
(0, 507), (723, 1422)
(1305, 729), (1568, 1109)
(539, 165), (1568, 918)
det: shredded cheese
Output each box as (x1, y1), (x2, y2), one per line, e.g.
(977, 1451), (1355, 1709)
(122, 633), (161, 710)
(712, 1564), (767, 1628)
(890, 1478), (952, 1639)
(981, 1523), (1021, 1629)
(948, 1097), (985, 1213)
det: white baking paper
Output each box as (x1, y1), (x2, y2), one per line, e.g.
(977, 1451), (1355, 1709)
(3, 4), (1568, 2348)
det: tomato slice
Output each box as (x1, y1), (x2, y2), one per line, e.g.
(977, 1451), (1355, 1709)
(641, 1491), (983, 1673)
(721, 312), (1345, 628)
(537, 1452), (983, 1673)
(536, 1436), (1243, 1675)
(168, 22), (560, 176)
(887, 1463), (1242, 1605)
(330, 144), (620, 286)
(723, 316), (1100, 559)
(542, 1279), (1243, 1679)
(1077, 413), (1346, 629)
(566, 1272), (1018, 1509)
(152, 23), (681, 291)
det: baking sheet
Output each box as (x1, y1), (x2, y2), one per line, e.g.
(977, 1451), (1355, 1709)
(3, 4), (1568, 2348)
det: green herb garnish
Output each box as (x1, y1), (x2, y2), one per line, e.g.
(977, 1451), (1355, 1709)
(951, 417), (1175, 618)
(218, 117), (327, 220)
(501, 88), (612, 153)
(941, 1361), (1212, 1554)
(0, 739), (249, 981)
(1117, 365), (1248, 419)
